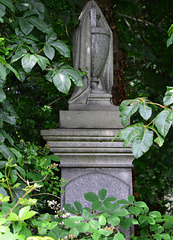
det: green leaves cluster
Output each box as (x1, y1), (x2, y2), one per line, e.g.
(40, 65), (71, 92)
(167, 25), (173, 48)
(114, 86), (173, 158)
(61, 188), (173, 240)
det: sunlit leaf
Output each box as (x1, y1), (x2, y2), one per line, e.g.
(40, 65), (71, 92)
(37, 55), (50, 71)
(21, 54), (37, 73)
(52, 70), (71, 94)
(0, 63), (6, 80)
(44, 45), (55, 60)
(139, 103), (152, 120)
(120, 103), (140, 126)
(163, 86), (173, 105)
(19, 17), (34, 35)
(0, 0), (15, 12)
(51, 41), (70, 58)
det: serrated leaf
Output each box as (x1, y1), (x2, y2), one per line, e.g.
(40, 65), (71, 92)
(139, 103), (152, 120)
(51, 41), (70, 58)
(44, 45), (55, 60)
(21, 54), (37, 73)
(27, 16), (51, 34)
(0, 0), (15, 12)
(84, 192), (99, 202)
(52, 70), (71, 94)
(131, 126), (153, 158)
(163, 86), (173, 105)
(37, 55), (50, 71)
(19, 17), (34, 35)
(154, 109), (173, 137)
(0, 63), (6, 81)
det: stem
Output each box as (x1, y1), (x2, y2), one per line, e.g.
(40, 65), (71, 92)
(37, 47), (44, 55)
(145, 118), (156, 128)
(30, 193), (60, 199)
(147, 101), (167, 109)
(5, 164), (14, 202)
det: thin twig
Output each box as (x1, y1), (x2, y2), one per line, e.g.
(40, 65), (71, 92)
(48, 97), (62, 106)
(30, 193), (60, 199)
(17, 172), (49, 184)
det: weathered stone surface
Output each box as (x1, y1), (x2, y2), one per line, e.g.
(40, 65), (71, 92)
(59, 109), (124, 128)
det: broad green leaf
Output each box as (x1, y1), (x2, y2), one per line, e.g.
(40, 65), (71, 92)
(51, 41), (70, 58)
(15, 2), (29, 11)
(74, 201), (82, 213)
(89, 220), (100, 229)
(0, 225), (10, 233)
(120, 218), (131, 229)
(21, 54), (37, 73)
(52, 70), (71, 94)
(123, 125), (140, 147)
(154, 109), (173, 137)
(114, 209), (129, 217)
(1, 130), (14, 145)
(76, 222), (89, 233)
(19, 206), (30, 219)
(149, 211), (161, 218)
(120, 103), (140, 126)
(0, 63), (6, 80)
(0, 56), (6, 65)
(119, 99), (133, 112)
(84, 192), (99, 202)
(113, 125), (136, 142)
(37, 55), (50, 71)
(21, 210), (37, 220)
(69, 228), (79, 238)
(117, 199), (128, 204)
(82, 208), (89, 219)
(19, 18), (34, 35)
(0, 143), (16, 160)
(163, 86), (173, 105)
(98, 188), (107, 200)
(128, 195), (135, 203)
(167, 34), (173, 48)
(149, 126), (164, 147)
(0, 0), (15, 12)
(129, 206), (141, 217)
(99, 215), (106, 225)
(0, 88), (6, 102)
(9, 212), (19, 221)
(44, 45), (55, 60)
(92, 230), (101, 240)
(27, 16), (51, 34)
(6, 63), (20, 79)
(134, 201), (148, 208)
(0, 110), (16, 125)
(11, 48), (27, 63)
(131, 126), (153, 158)
(107, 215), (120, 226)
(63, 203), (77, 214)
(46, 30), (57, 44)
(92, 201), (103, 211)
(62, 67), (83, 87)
(168, 24), (173, 37)
(0, 3), (5, 18)
(139, 103), (152, 120)
(104, 196), (117, 202)
(113, 233), (125, 240)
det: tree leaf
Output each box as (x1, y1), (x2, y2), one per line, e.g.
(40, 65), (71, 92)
(99, 215), (106, 225)
(0, 62), (6, 80)
(163, 86), (173, 105)
(98, 188), (107, 200)
(0, 88), (6, 102)
(113, 233), (125, 240)
(19, 17), (34, 35)
(0, 3), (5, 18)
(120, 103), (140, 126)
(0, 143), (16, 160)
(44, 45), (55, 60)
(52, 70), (71, 94)
(154, 109), (173, 137)
(131, 126), (153, 158)
(63, 203), (77, 214)
(11, 48), (27, 63)
(6, 63), (20, 79)
(46, 30), (57, 44)
(62, 67), (83, 87)
(76, 222), (89, 233)
(27, 16), (51, 34)
(74, 201), (82, 213)
(119, 99), (133, 112)
(107, 215), (120, 226)
(139, 103), (152, 120)
(51, 41), (70, 58)
(84, 192), (99, 202)
(37, 55), (50, 71)
(19, 206), (30, 219)
(0, 0), (15, 12)
(21, 53), (37, 73)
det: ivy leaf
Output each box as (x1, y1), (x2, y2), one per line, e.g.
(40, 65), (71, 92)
(21, 53), (37, 73)
(37, 55), (50, 71)
(120, 103), (140, 126)
(0, 0), (15, 12)
(154, 109), (173, 137)
(139, 103), (152, 120)
(163, 86), (173, 106)
(44, 45), (55, 60)
(52, 70), (71, 94)
(51, 41), (70, 58)
(19, 17), (34, 35)
(131, 126), (153, 158)
(0, 62), (6, 80)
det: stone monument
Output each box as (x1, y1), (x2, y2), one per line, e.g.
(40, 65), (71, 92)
(41, 1), (134, 237)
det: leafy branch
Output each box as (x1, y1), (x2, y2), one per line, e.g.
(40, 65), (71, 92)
(114, 86), (173, 158)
